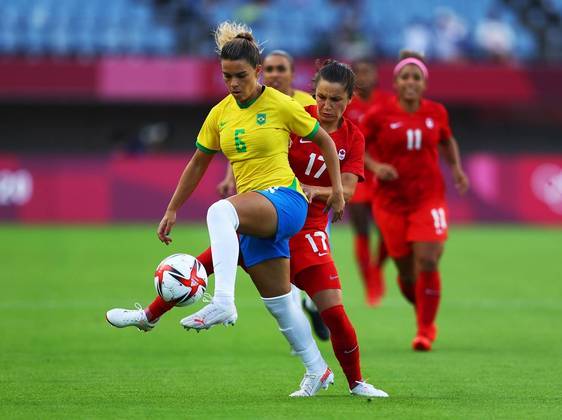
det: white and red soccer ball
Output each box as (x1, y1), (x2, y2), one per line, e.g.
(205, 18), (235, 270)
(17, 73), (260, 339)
(154, 254), (207, 307)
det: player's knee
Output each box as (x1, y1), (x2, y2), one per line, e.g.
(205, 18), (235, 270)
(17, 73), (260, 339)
(206, 199), (239, 228)
(416, 255), (439, 272)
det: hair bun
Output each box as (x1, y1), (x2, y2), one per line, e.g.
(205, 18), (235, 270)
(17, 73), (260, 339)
(235, 32), (254, 42)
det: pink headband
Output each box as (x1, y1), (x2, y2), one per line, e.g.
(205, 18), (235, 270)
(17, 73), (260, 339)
(393, 57), (428, 79)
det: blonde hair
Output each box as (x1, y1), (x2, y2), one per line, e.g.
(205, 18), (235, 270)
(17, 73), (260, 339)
(214, 21), (261, 54)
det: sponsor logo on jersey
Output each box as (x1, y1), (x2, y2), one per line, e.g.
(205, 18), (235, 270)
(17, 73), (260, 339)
(426, 117), (434, 129)
(299, 138), (313, 144)
(256, 113), (266, 126)
(219, 121), (227, 131)
(390, 121), (402, 129)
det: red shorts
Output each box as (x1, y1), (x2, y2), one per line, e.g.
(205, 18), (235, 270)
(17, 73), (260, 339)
(372, 200), (449, 258)
(292, 261), (342, 298)
(349, 178), (374, 204)
(289, 228), (333, 276)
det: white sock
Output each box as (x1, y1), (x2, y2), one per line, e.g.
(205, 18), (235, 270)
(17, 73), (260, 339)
(290, 284), (303, 309)
(206, 199), (239, 307)
(262, 291), (327, 374)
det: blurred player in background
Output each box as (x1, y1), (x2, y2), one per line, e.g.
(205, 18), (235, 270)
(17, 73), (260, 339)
(107, 22), (346, 397)
(216, 49), (330, 342)
(288, 60), (388, 397)
(361, 51), (469, 351)
(344, 57), (391, 306)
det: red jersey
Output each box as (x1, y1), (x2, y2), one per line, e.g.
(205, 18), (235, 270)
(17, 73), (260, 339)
(344, 89), (392, 126)
(345, 89), (392, 187)
(289, 108), (365, 229)
(361, 96), (452, 212)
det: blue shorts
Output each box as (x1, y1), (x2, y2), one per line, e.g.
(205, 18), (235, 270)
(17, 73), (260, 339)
(239, 187), (308, 268)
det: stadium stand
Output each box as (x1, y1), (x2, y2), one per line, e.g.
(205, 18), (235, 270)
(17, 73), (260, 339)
(0, 0), (560, 61)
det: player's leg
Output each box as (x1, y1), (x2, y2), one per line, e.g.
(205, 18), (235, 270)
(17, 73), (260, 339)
(393, 253), (416, 304)
(249, 258), (332, 396)
(180, 192), (278, 329)
(293, 262), (388, 398)
(408, 203), (448, 351)
(411, 241), (443, 351)
(348, 202), (374, 300)
(372, 204), (414, 304)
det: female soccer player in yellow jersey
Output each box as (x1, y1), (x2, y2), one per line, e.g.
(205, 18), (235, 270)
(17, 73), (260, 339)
(109, 22), (344, 397)
(215, 49), (330, 342)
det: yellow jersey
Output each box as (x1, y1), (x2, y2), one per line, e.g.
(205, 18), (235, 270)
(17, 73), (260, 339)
(292, 89), (316, 107)
(196, 86), (319, 194)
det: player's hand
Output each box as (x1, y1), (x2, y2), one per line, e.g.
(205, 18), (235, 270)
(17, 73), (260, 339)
(157, 210), (176, 245)
(216, 178), (236, 198)
(453, 167), (469, 195)
(301, 184), (318, 201)
(374, 163), (398, 181)
(325, 189), (345, 222)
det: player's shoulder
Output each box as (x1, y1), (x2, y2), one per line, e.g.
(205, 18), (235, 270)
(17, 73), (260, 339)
(421, 98), (448, 116)
(264, 87), (299, 111)
(293, 89), (316, 107)
(211, 95), (236, 115)
(342, 116), (363, 136)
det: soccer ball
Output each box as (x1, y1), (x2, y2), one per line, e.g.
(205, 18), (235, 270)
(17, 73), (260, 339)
(154, 253), (208, 307)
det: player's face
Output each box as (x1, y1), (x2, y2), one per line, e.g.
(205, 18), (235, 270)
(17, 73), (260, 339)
(352, 62), (377, 93)
(221, 59), (261, 102)
(394, 64), (426, 102)
(315, 79), (351, 126)
(262, 55), (293, 95)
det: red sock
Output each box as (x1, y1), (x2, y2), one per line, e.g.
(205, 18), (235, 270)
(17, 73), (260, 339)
(373, 236), (388, 268)
(354, 235), (371, 285)
(197, 247), (214, 275)
(415, 271), (441, 339)
(146, 296), (175, 322)
(397, 276), (416, 305)
(320, 305), (362, 389)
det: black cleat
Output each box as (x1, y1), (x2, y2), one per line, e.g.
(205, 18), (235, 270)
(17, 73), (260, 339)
(302, 298), (330, 341)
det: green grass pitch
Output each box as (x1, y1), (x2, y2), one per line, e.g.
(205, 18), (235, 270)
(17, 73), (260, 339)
(1, 224), (561, 419)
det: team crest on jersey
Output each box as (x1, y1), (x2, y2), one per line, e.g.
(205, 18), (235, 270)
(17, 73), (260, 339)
(338, 149), (346, 160)
(426, 117), (434, 129)
(256, 113), (266, 126)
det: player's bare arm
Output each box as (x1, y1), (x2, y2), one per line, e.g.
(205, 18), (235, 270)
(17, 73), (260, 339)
(309, 127), (345, 221)
(439, 137), (469, 194)
(302, 172), (359, 203)
(216, 164), (236, 198)
(158, 150), (215, 244)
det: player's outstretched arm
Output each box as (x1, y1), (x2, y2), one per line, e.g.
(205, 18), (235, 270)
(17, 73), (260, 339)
(310, 126), (345, 221)
(158, 150), (215, 245)
(439, 137), (469, 195)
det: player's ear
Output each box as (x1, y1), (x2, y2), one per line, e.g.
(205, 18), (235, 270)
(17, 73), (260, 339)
(255, 64), (262, 79)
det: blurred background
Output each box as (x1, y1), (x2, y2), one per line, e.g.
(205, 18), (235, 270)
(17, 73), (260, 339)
(0, 0), (561, 224)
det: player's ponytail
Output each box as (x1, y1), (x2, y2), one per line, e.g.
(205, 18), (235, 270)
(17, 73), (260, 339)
(214, 21), (262, 68)
(313, 59), (356, 99)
